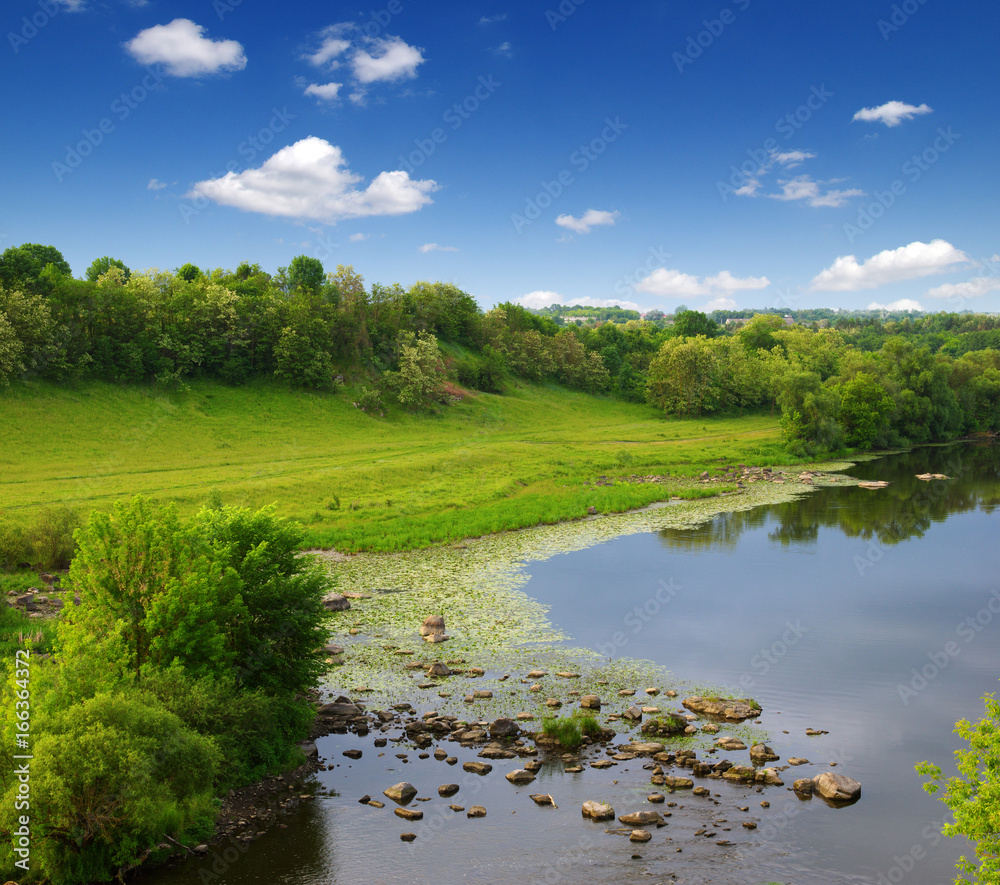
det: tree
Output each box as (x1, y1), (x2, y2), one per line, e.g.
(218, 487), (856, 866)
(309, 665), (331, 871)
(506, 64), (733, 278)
(386, 331), (446, 407)
(0, 243), (72, 293)
(288, 254), (325, 293)
(673, 309), (719, 339)
(176, 262), (201, 282)
(85, 256), (130, 282)
(838, 372), (894, 448)
(776, 370), (843, 455)
(917, 688), (1000, 885)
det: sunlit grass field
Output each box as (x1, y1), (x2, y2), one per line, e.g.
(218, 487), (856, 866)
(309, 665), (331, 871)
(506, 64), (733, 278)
(0, 380), (789, 552)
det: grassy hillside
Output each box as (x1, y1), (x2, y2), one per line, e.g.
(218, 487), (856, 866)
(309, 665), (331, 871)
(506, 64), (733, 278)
(0, 380), (789, 552)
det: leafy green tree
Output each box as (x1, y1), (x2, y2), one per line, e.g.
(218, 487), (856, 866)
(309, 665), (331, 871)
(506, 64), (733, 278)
(673, 309), (719, 339)
(85, 256), (130, 282)
(0, 243), (72, 293)
(777, 370), (843, 455)
(176, 262), (201, 282)
(386, 331), (447, 407)
(0, 286), (67, 380)
(0, 689), (218, 885)
(838, 372), (894, 448)
(737, 314), (786, 353)
(918, 689), (1000, 885)
(288, 254), (325, 293)
(646, 335), (720, 417)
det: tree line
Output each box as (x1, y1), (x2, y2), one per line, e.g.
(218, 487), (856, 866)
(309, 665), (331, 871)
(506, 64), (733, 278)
(2, 242), (999, 453)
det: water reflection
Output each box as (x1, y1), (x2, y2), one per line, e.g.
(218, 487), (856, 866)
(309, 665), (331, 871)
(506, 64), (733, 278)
(658, 442), (1000, 551)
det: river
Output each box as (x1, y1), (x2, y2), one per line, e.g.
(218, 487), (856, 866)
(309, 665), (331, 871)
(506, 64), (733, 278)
(140, 443), (1000, 885)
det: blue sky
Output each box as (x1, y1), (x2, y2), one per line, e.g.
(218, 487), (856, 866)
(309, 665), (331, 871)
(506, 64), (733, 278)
(3, 0), (999, 314)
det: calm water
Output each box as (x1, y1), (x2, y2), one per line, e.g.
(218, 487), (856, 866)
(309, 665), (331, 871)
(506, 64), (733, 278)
(142, 443), (1000, 885)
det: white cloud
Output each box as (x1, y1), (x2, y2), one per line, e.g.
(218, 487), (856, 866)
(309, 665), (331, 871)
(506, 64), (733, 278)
(555, 209), (620, 235)
(772, 150), (816, 168)
(419, 243), (459, 253)
(147, 178), (167, 190)
(703, 270), (770, 292)
(768, 174), (864, 207)
(516, 291), (639, 311)
(809, 239), (970, 291)
(352, 35), (424, 83)
(304, 82), (343, 102)
(188, 137), (437, 223)
(125, 19), (246, 77)
(866, 299), (925, 312)
(853, 101), (933, 127)
(349, 232), (370, 242)
(494, 41), (513, 57)
(637, 268), (769, 298)
(925, 277), (1000, 299)
(702, 296), (740, 312)
(305, 27), (352, 68)
(479, 14), (508, 24)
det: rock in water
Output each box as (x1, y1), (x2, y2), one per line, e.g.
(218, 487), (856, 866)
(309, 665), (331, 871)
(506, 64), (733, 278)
(581, 801), (615, 821)
(580, 694), (601, 710)
(682, 696), (762, 721)
(619, 810), (664, 826)
(630, 830), (652, 843)
(383, 782), (418, 804)
(812, 772), (861, 804)
(420, 615), (446, 636)
(505, 769), (536, 785)
(322, 594), (350, 611)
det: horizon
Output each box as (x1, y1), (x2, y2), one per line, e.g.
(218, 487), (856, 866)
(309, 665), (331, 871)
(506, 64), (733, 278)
(4, 0), (998, 315)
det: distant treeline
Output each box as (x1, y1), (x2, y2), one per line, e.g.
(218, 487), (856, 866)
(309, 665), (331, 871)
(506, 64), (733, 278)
(1, 242), (999, 453)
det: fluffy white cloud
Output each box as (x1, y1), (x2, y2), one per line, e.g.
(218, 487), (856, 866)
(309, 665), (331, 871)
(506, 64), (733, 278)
(125, 19), (246, 77)
(555, 209), (620, 235)
(419, 243), (459, 253)
(147, 178), (167, 190)
(866, 299), (925, 311)
(809, 239), (970, 291)
(188, 137), (437, 223)
(494, 41), (513, 57)
(349, 232), (370, 242)
(352, 36), (424, 83)
(733, 151), (862, 207)
(925, 277), (1000, 299)
(479, 14), (508, 23)
(304, 82), (343, 102)
(853, 101), (933, 127)
(772, 150), (816, 168)
(636, 268), (769, 298)
(516, 291), (639, 310)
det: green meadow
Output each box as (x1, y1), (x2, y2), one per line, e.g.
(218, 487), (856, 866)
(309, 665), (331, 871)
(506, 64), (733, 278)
(0, 380), (789, 553)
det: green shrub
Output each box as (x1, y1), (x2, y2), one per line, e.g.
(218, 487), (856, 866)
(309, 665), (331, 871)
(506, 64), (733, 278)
(0, 690), (218, 884)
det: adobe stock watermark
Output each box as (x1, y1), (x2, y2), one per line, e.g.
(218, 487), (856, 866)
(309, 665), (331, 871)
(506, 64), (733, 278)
(613, 246), (670, 297)
(545, 0), (588, 32)
(510, 116), (627, 233)
(843, 126), (959, 244)
(673, 0), (751, 73)
(12, 647), (32, 874)
(878, 0), (930, 41)
(874, 816), (950, 884)
(396, 75), (500, 175)
(717, 84), (834, 201)
(178, 107), (296, 223)
(8, 0), (66, 54)
(51, 65), (166, 182)
(594, 578), (679, 658)
(737, 620), (810, 690)
(897, 588), (1000, 705)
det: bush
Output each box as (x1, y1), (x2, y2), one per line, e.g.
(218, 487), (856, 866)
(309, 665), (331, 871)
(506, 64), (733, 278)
(0, 690), (218, 884)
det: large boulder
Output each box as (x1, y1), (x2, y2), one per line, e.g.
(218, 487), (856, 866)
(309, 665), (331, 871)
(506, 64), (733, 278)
(812, 772), (861, 804)
(682, 696), (762, 721)
(489, 718), (519, 738)
(618, 810), (664, 826)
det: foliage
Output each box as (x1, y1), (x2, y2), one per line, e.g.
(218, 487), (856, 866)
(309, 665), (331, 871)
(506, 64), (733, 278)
(917, 689), (1000, 885)
(384, 331), (446, 408)
(777, 370), (843, 456)
(85, 256), (130, 283)
(838, 372), (894, 448)
(0, 689), (218, 884)
(0, 243), (71, 293)
(288, 254), (325, 293)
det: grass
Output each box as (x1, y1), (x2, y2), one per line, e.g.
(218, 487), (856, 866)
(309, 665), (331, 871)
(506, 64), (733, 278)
(0, 379), (790, 554)
(541, 712), (602, 750)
